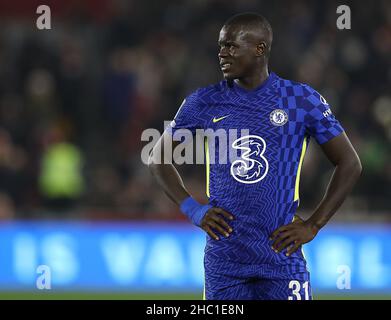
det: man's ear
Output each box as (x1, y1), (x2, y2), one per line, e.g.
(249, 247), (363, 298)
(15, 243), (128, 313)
(256, 42), (267, 56)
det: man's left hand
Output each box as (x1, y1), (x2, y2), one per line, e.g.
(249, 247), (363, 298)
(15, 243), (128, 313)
(270, 216), (319, 256)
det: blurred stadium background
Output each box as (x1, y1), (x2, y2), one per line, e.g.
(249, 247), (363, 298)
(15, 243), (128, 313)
(0, 0), (390, 300)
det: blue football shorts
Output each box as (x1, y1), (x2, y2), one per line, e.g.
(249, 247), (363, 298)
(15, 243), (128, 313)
(204, 258), (312, 300)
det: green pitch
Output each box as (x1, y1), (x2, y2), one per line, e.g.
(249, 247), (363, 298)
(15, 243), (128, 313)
(0, 291), (390, 300)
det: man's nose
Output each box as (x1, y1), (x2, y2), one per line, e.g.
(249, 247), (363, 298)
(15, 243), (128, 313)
(218, 47), (228, 58)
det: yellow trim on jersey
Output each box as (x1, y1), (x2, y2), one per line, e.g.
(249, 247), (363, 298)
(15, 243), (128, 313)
(294, 137), (308, 202)
(203, 284), (206, 300)
(205, 137), (210, 198)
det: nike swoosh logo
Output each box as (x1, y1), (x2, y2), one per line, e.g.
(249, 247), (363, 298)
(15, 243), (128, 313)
(213, 115), (230, 123)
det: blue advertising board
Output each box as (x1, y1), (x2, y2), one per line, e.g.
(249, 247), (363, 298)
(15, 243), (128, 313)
(0, 222), (390, 293)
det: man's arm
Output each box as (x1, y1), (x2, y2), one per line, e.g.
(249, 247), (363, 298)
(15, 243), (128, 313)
(148, 131), (191, 205)
(148, 131), (233, 240)
(270, 132), (362, 256)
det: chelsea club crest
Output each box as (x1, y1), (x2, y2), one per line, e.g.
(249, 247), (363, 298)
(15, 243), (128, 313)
(270, 109), (288, 126)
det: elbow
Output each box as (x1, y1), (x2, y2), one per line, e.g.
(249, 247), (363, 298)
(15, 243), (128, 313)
(348, 154), (363, 181)
(356, 159), (363, 180)
(337, 152), (362, 182)
(147, 149), (164, 177)
(356, 157), (363, 177)
(147, 150), (157, 174)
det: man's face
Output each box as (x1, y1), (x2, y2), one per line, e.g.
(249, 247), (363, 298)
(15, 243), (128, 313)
(218, 25), (259, 80)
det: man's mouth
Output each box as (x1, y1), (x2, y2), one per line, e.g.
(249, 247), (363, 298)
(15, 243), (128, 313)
(220, 62), (232, 71)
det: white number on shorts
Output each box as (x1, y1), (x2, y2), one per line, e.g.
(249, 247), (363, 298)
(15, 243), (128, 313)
(288, 280), (309, 300)
(303, 281), (310, 300)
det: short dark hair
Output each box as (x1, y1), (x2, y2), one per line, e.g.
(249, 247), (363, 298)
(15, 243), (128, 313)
(223, 12), (273, 58)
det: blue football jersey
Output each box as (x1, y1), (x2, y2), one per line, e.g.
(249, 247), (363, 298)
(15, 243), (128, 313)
(168, 72), (344, 275)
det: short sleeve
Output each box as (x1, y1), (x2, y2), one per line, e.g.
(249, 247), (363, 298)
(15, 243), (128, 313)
(302, 85), (344, 144)
(166, 90), (204, 136)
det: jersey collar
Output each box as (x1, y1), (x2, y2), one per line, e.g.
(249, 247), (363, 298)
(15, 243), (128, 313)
(231, 72), (276, 96)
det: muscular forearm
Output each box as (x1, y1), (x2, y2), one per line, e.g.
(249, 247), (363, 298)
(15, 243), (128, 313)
(307, 158), (362, 230)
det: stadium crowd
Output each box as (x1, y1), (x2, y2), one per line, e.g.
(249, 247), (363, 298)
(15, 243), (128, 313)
(0, 0), (389, 220)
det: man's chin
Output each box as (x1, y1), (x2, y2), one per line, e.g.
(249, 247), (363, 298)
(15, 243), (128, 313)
(222, 72), (236, 80)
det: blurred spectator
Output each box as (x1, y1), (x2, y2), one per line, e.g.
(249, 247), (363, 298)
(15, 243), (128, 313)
(38, 123), (85, 212)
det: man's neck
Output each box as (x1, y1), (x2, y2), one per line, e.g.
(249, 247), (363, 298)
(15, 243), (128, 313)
(234, 67), (270, 91)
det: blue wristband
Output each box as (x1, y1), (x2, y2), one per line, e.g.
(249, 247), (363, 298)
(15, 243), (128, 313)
(180, 196), (212, 227)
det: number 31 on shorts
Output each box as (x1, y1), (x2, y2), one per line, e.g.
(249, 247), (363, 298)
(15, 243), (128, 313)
(288, 280), (310, 300)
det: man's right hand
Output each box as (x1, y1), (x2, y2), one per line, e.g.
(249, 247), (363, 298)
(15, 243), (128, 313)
(200, 208), (234, 240)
